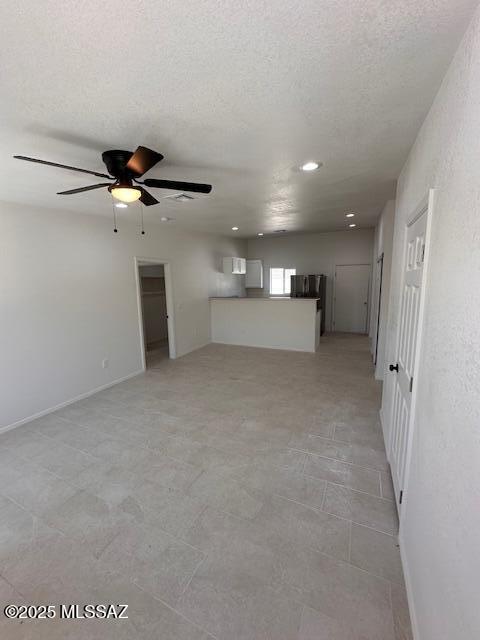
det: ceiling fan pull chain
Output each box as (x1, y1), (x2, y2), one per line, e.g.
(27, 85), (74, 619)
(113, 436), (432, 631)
(140, 202), (145, 235)
(111, 198), (118, 234)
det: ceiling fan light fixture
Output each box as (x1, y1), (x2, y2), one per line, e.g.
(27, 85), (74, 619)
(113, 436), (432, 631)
(110, 185), (142, 203)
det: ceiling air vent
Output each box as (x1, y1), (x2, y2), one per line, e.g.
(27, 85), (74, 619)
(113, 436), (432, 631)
(167, 193), (194, 202)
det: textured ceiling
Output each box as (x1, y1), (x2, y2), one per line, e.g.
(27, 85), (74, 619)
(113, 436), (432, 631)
(0, 0), (477, 237)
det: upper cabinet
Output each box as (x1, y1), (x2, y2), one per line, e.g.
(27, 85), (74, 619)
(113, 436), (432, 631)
(246, 259), (264, 288)
(223, 257), (246, 275)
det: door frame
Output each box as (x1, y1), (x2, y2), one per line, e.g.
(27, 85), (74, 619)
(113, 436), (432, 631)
(134, 257), (177, 368)
(332, 263), (371, 333)
(387, 189), (436, 518)
(373, 253), (384, 365)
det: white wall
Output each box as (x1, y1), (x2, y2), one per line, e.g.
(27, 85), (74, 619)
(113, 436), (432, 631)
(211, 298), (320, 352)
(0, 202), (246, 429)
(247, 229), (374, 331)
(382, 9), (480, 639)
(369, 200), (395, 380)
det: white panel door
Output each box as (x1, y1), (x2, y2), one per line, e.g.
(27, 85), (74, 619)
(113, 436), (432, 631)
(334, 264), (371, 333)
(389, 210), (427, 505)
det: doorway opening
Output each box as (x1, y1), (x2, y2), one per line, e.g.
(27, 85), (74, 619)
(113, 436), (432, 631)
(135, 258), (176, 369)
(333, 263), (371, 333)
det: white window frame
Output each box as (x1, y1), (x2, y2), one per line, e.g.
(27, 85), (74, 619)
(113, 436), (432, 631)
(269, 267), (296, 296)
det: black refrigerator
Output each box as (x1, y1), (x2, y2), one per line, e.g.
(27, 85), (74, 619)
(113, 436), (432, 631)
(290, 274), (327, 335)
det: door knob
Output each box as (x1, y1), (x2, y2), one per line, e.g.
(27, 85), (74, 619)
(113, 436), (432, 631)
(389, 363), (399, 372)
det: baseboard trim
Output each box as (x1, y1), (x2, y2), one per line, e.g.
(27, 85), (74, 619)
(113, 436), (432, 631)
(398, 531), (420, 639)
(0, 369), (144, 435)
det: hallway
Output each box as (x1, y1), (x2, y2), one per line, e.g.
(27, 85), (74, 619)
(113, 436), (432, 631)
(0, 335), (410, 639)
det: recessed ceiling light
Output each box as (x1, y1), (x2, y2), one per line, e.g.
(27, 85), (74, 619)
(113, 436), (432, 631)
(349, 223), (356, 228)
(301, 161), (319, 172)
(257, 232), (264, 236)
(160, 216), (173, 222)
(232, 226), (239, 231)
(346, 212), (355, 218)
(115, 202), (128, 209)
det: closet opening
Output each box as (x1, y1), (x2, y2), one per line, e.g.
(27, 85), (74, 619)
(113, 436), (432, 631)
(135, 258), (176, 369)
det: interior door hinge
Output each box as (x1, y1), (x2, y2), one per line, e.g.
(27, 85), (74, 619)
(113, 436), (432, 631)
(409, 377), (413, 392)
(399, 490), (403, 505)
(421, 244), (426, 262)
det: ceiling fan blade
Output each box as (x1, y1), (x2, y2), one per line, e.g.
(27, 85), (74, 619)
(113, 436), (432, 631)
(139, 187), (159, 206)
(14, 155), (111, 179)
(143, 178), (212, 194)
(126, 146), (163, 177)
(57, 183), (112, 195)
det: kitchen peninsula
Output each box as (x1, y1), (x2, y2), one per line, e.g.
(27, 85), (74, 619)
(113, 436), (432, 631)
(210, 297), (321, 352)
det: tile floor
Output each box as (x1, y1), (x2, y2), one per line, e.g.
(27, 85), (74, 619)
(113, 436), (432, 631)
(146, 344), (170, 369)
(0, 334), (412, 639)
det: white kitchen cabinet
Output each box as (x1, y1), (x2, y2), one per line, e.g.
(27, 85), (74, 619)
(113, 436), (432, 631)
(245, 259), (263, 288)
(223, 257), (246, 275)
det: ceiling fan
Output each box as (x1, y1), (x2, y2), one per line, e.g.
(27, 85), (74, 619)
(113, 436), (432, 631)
(13, 146), (213, 206)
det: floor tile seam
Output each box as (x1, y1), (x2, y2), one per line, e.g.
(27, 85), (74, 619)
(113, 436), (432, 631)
(330, 434), (385, 446)
(302, 452), (386, 477)
(132, 583), (219, 639)
(20, 431), (101, 465)
(299, 431), (386, 452)
(298, 468), (382, 499)
(320, 505), (396, 537)
(117, 500), (208, 555)
(0, 490), (70, 532)
(180, 553), (208, 597)
(0, 457), (83, 498)
(289, 446), (387, 474)
(324, 480), (395, 502)
(275, 544), (396, 589)
(0, 573), (24, 595)
(133, 445), (209, 474)
(319, 477), (328, 511)
(95, 512), (208, 560)
(1, 500), (71, 548)
(37, 418), (118, 448)
(348, 520), (353, 563)
(347, 556), (406, 588)
(387, 583), (397, 633)
(349, 521), (398, 538)
(272, 493), (352, 525)
(155, 436), (258, 463)
(225, 464), (392, 509)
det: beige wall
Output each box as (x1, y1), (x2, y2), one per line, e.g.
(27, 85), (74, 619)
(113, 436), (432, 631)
(382, 8), (480, 638)
(247, 229), (375, 331)
(0, 202), (246, 429)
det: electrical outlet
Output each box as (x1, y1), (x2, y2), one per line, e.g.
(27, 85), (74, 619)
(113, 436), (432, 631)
(102, 359), (109, 369)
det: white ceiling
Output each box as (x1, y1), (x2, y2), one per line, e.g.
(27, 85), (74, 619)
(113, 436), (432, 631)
(1, 0), (477, 237)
